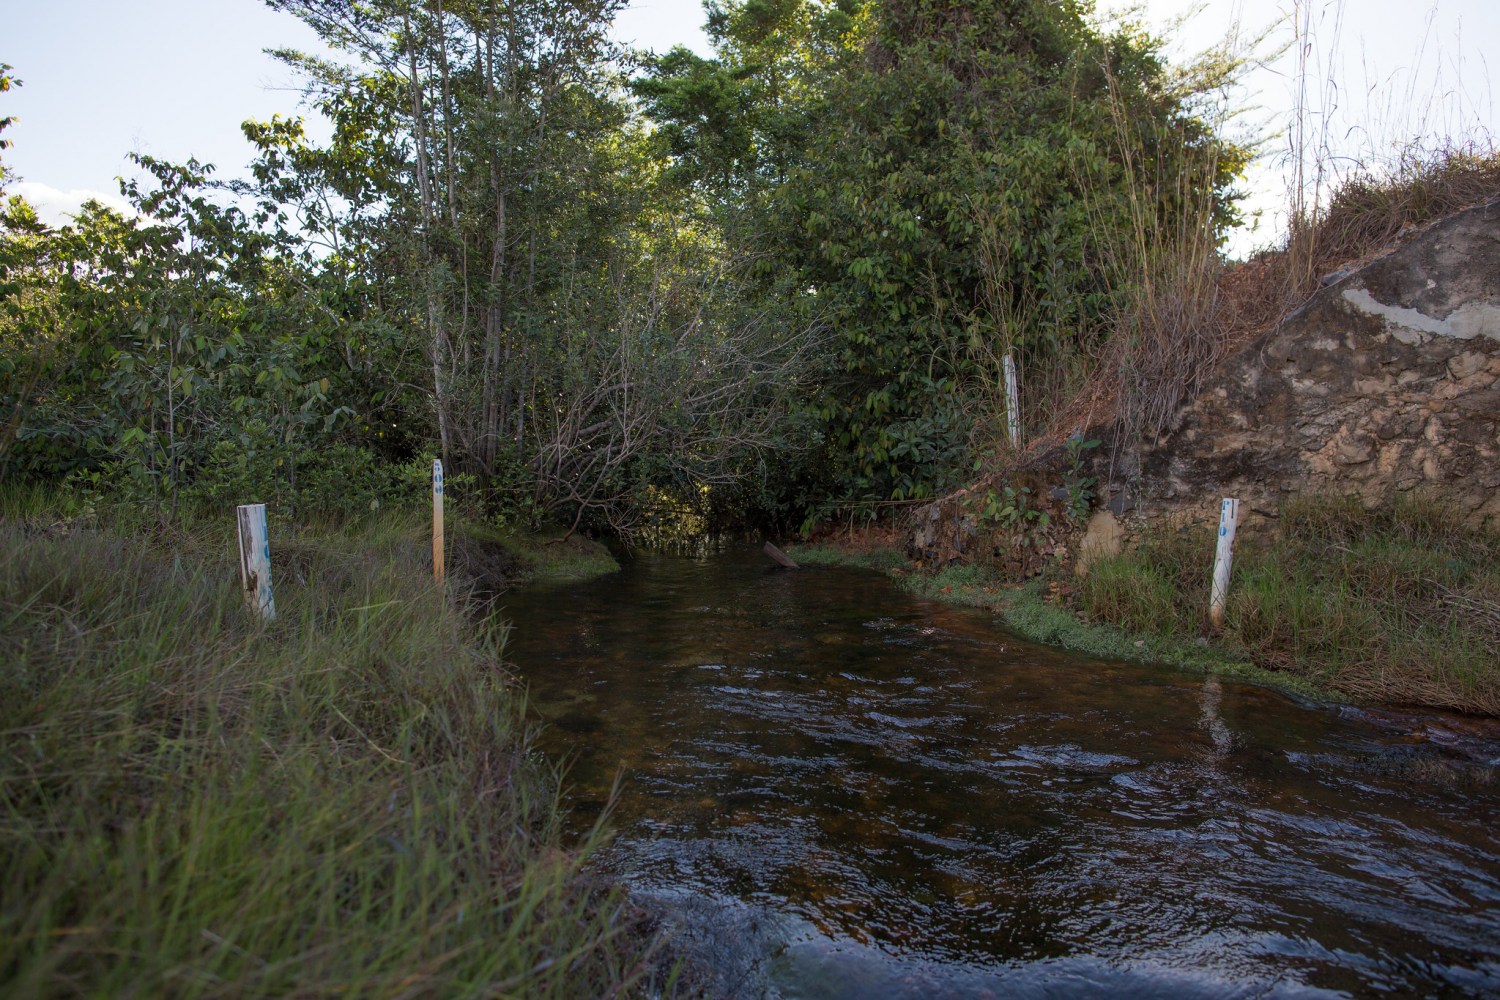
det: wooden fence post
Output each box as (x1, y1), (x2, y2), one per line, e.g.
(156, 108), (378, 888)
(432, 459), (445, 585)
(1209, 497), (1240, 629)
(1002, 351), (1021, 446)
(236, 503), (275, 619)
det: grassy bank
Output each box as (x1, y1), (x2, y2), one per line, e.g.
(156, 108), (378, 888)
(788, 542), (1334, 704)
(454, 520), (620, 591)
(0, 506), (662, 996)
(792, 491), (1500, 715)
(1078, 494), (1500, 716)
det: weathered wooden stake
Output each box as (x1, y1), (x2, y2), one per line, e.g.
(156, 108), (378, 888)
(1002, 351), (1021, 446)
(432, 459), (445, 585)
(1209, 497), (1240, 629)
(236, 503), (275, 619)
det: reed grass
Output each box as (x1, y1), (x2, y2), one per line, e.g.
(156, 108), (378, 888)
(0, 507), (666, 997)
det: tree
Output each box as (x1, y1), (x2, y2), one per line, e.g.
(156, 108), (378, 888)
(252, 0), (819, 530)
(0, 149), (384, 514)
(0, 63), (19, 191)
(637, 0), (1248, 504)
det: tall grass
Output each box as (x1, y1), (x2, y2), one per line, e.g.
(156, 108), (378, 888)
(1264, 140), (1500, 318)
(0, 510), (665, 996)
(1089, 45), (1247, 446)
(1026, 16), (1267, 452)
(1078, 494), (1500, 713)
(1271, 0), (1497, 295)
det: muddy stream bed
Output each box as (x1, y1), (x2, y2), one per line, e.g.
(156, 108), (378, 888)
(498, 545), (1500, 998)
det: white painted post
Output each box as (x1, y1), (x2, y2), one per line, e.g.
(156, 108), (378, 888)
(1002, 351), (1021, 446)
(236, 503), (275, 619)
(432, 459), (445, 585)
(1209, 497), (1240, 629)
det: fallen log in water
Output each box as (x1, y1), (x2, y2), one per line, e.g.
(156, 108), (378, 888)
(763, 541), (800, 569)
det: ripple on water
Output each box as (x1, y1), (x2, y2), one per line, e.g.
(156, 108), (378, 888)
(503, 547), (1500, 998)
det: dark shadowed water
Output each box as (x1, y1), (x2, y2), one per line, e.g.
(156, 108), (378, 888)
(498, 545), (1500, 998)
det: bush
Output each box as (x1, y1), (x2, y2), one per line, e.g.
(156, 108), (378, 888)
(185, 437), (416, 520)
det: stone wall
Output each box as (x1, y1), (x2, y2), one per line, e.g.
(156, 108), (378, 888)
(1132, 196), (1500, 535)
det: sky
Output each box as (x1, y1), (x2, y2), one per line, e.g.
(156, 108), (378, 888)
(1134, 0), (1496, 254)
(3, 0), (1495, 258)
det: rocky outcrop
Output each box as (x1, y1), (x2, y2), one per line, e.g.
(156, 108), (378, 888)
(908, 197), (1499, 573)
(1135, 196), (1500, 533)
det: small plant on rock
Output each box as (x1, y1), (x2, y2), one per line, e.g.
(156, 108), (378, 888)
(1062, 433), (1101, 523)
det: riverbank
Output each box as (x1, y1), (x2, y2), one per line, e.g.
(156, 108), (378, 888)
(789, 541), (1335, 705)
(452, 520), (620, 593)
(0, 506), (664, 996)
(790, 491), (1500, 716)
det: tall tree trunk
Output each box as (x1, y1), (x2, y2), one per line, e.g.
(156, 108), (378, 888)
(428, 277), (453, 465)
(405, 10), (449, 463)
(404, 14), (435, 230)
(435, 0), (458, 224)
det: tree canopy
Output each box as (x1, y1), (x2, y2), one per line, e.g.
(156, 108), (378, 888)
(0, 0), (1248, 531)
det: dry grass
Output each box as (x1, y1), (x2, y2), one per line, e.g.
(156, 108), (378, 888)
(1230, 143), (1500, 347)
(1296, 145), (1500, 277)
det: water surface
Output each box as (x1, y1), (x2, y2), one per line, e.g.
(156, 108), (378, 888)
(499, 545), (1500, 998)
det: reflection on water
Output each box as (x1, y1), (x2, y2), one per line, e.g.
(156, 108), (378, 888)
(498, 545), (1500, 998)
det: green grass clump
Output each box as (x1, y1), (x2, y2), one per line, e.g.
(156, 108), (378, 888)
(1077, 521), (1216, 640)
(785, 543), (909, 573)
(0, 511), (663, 997)
(791, 544), (1001, 608)
(1080, 493), (1500, 714)
(900, 563), (997, 605)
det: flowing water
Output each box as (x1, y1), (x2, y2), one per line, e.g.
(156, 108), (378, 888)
(498, 545), (1500, 998)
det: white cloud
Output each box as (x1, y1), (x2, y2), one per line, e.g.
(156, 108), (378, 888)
(8, 181), (134, 226)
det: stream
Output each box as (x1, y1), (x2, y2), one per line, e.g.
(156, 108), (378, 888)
(498, 544), (1500, 998)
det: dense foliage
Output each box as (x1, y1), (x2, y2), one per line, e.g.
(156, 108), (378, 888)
(640, 0), (1245, 504)
(0, 0), (1245, 530)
